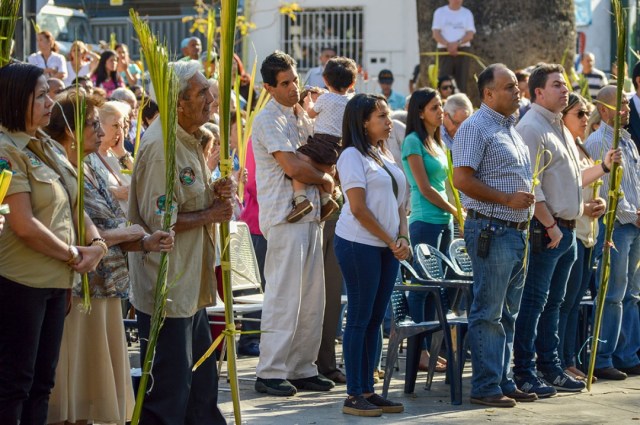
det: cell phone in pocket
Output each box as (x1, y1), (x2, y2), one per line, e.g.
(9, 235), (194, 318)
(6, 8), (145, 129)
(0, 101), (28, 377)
(477, 227), (492, 258)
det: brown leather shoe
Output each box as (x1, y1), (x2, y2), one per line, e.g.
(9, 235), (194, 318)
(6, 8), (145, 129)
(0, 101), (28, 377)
(618, 364), (640, 375)
(593, 367), (627, 380)
(470, 394), (516, 408)
(286, 198), (313, 223)
(320, 198), (339, 221)
(504, 388), (538, 402)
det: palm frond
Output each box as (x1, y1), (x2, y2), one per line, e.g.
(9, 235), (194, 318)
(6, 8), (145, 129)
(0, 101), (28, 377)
(0, 0), (21, 68)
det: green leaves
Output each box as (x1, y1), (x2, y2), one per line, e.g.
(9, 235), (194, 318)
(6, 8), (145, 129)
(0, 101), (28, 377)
(0, 0), (21, 68)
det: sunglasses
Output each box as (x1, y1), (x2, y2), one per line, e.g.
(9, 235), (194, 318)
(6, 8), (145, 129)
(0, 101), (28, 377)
(440, 85), (454, 91)
(571, 110), (590, 119)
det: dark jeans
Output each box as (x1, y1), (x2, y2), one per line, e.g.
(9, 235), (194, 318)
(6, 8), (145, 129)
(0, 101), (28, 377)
(238, 233), (267, 349)
(558, 240), (594, 369)
(407, 220), (453, 350)
(514, 224), (577, 377)
(137, 309), (226, 425)
(438, 46), (471, 93)
(0, 275), (67, 425)
(335, 236), (399, 396)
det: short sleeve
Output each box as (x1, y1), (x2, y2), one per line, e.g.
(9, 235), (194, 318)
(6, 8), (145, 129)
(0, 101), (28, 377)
(401, 132), (425, 160)
(465, 9), (476, 32)
(337, 148), (366, 192)
(313, 93), (326, 113)
(253, 114), (296, 155)
(453, 122), (484, 170)
(431, 8), (443, 30)
(0, 146), (30, 195)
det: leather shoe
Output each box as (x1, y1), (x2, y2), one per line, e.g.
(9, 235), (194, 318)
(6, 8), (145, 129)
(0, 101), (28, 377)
(504, 388), (538, 402)
(470, 394), (516, 408)
(238, 342), (260, 357)
(593, 367), (627, 380)
(325, 371), (347, 384)
(618, 364), (640, 375)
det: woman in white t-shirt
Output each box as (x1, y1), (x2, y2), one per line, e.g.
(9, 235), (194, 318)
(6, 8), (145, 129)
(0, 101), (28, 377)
(64, 40), (100, 87)
(334, 93), (410, 417)
(27, 31), (67, 81)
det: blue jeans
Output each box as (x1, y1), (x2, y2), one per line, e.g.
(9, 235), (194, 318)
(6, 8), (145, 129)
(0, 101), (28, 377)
(558, 240), (594, 369)
(514, 224), (577, 378)
(407, 220), (453, 349)
(594, 222), (640, 369)
(334, 236), (399, 396)
(464, 218), (527, 397)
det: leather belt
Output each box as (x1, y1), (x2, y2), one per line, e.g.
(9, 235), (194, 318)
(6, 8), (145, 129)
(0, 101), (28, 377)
(467, 209), (528, 231)
(555, 218), (576, 230)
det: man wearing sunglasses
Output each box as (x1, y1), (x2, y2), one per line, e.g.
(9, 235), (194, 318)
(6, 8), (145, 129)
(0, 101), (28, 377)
(437, 75), (457, 100)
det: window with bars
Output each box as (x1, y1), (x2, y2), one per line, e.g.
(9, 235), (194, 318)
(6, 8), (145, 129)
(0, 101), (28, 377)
(281, 7), (364, 72)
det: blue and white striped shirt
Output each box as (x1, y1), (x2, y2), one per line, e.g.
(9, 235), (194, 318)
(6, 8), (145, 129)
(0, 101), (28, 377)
(584, 122), (640, 225)
(452, 103), (533, 222)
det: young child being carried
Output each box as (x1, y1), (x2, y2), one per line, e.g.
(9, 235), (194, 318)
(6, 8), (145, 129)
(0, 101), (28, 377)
(286, 56), (357, 222)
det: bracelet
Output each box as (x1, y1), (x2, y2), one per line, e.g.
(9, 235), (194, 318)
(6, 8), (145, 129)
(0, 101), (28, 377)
(544, 221), (557, 230)
(139, 234), (150, 253)
(66, 245), (80, 265)
(396, 235), (410, 244)
(89, 237), (109, 256)
(601, 162), (610, 173)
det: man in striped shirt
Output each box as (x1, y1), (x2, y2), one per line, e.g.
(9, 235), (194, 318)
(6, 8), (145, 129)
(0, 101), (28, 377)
(572, 52), (608, 100)
(585, 85), (640, 379)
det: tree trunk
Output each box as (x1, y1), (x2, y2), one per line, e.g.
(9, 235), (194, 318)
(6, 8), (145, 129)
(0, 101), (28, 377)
(416, 0), (576, 105)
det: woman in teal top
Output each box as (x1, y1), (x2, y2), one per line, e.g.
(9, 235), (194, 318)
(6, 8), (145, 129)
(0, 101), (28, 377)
(401, 87), (458, 371)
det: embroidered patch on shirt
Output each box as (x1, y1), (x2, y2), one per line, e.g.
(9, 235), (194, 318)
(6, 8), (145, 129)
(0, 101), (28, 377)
(179, 167), (196, 186)
(25, 152), (43, 167)
(0, 157), (11, 172)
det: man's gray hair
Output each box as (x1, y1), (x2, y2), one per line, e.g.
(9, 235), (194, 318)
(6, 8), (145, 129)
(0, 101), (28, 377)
(110, 87), (136, 103)
(170, 60), (202, 98)
(443, 93), (473, 116)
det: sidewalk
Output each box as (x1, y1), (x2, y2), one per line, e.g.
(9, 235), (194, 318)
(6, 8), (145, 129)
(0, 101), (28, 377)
(215, 350), (640, 425)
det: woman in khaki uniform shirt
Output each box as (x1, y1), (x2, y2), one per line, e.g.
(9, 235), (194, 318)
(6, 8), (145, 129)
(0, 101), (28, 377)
(0, 63), (104, 424)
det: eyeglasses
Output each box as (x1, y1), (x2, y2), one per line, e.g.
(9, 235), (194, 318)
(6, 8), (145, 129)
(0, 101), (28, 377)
(86, 119), (101, 131)
(570, 110), (590, 119)
(440, 85), (454, 91)
(446, 113), (463, 127)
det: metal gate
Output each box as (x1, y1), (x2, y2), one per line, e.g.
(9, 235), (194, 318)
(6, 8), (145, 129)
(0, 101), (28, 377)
(91, 15), (195, 60)
(281, 7), (364, 72)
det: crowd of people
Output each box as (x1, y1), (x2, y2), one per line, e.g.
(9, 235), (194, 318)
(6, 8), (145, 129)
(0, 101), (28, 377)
(1, 0), (640, 422)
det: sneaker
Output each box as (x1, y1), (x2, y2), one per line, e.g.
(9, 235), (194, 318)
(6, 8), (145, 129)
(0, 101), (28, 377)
(543, 371), (586, 392)
(365, 393), (404, 413)
(342, 395), (383, 417)
(286, 198), (313, 223)
(593, 367), (628, 380)
(255, 377), (297, 396)
(514, 375), (557, 398)
(470, 394), (516, 408)
(289, 374), (335, 391)
(320, 198), (339, 221)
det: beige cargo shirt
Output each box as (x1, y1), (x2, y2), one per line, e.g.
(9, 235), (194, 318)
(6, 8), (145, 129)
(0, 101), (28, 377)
(128, 119), (216, 318)
(0, 127), (78, 288)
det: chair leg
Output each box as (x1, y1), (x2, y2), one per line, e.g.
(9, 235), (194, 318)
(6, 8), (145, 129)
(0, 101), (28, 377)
(383, 332), (402, 399)
(404, 333), (423, 394)
(433, 294), (459, 405)
(452, 324), (464, 405)
(426, 331), (443, 390)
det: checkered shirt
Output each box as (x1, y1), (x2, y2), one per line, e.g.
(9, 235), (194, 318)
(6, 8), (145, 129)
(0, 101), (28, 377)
(452, 103), (533, 222)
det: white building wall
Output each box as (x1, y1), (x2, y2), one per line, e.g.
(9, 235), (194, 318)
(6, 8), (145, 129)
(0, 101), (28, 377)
(246, 0), (419, 95)
(577, 0), (612, 71)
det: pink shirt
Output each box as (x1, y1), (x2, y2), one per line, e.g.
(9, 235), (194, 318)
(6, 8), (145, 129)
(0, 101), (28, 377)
(239, 138), (261, 235)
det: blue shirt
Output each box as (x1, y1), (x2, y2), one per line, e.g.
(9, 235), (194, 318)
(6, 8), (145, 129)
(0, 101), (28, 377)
(385, 90), (406, 111)
(584, 122), (640, 225)
(441, 124), (454, 149)
(452, 103), (533, 223)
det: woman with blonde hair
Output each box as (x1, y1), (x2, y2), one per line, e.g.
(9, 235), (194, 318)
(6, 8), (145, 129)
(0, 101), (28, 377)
(28, 30), (67, 80)
(64, 40), (100, 87)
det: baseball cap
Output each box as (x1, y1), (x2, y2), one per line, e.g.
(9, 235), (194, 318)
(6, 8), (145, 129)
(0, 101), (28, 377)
(378, 69), (394, 84)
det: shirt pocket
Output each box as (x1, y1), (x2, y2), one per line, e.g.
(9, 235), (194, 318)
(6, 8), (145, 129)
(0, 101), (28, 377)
(30, 165), (68, 211)
(178, 170), (208, 213)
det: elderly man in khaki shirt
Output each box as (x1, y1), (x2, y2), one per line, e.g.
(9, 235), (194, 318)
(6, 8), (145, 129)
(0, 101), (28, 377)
(128, 60), (232, 424)
(512, 63), (618, 397)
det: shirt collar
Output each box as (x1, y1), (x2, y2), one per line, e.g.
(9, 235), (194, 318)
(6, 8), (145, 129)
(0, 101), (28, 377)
(269, 98), (296, 118)
(600, 121), (632, 141)
(479, 103), (517, 127)
(176, 123), (205, 148)
(530, 103), (564, 125)
(0, 125), (46, 150)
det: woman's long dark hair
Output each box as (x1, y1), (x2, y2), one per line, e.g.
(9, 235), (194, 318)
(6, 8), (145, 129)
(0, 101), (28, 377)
(0, 63), (44, 132)
(94, 50), (119, 88)
(406, 87), (442, 154)
(342, 93), (387, 159)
